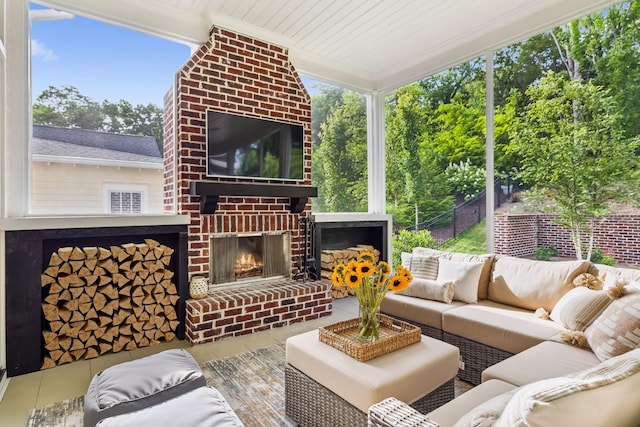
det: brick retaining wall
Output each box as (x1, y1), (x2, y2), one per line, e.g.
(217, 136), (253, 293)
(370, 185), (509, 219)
(495, 213), (640, 266)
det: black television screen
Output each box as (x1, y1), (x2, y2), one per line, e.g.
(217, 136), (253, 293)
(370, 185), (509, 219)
(206, 110), (304, 181)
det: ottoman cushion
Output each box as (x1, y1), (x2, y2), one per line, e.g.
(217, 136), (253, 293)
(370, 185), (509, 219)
(286, 330), (459, 412)
(84, 349), (206, 427)
(96, 386), (244, 427)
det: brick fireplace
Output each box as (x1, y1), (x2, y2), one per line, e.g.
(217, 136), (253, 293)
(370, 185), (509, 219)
(164, 26), (331, 342)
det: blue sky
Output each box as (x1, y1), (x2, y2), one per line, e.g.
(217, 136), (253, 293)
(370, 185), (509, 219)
(30, 3), (322, 107)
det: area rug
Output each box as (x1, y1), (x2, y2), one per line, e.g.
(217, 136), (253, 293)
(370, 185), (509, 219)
(25, 343), (472, 426)
(25, 344), (294, 427)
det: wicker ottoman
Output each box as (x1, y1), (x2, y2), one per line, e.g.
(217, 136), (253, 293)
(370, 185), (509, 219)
(285, 330), (459, 427)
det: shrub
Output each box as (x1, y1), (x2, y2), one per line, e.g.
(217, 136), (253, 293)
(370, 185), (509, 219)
(392, 229), (435, 267)
(534, 245), (558, 261)
(445, 159), (486, 201)
(590, 248), (617, 266)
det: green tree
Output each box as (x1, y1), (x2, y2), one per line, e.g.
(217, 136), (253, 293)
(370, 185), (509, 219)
(103, 100), (164, 151)
(386, 84), (453, 228)
(33, 85), (165, 151)
(33, 85), (104, 130)
(313, 91), (368, 212)
(510, 71), (638, 260)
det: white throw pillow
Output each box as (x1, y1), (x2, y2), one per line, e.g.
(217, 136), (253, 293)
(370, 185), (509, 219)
(400, 252), (413, 269)
(549, 287), (612, 331)
(399, 277), (455, 304)
(436, 258), (483, 304)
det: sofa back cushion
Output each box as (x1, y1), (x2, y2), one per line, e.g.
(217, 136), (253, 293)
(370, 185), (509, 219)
(493, 348), (640, 427)
(488, 256), (589, 311)
(588, 263), (640, 284)
(412, 247), (494, 299)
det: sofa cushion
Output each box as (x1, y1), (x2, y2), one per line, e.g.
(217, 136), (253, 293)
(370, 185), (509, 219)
(437, 258), (484, 304)
(482, 340), (600, 386)
(427, 379), (516, 427)
(488, 256), (589, 311)
(442, 301), (566, 354)
(412, 248), (494, 299)
(399, 277), (455, 304)
(381, 292), (465, 330)
(585, 292), (640, 361)
(410, 255), (439, 280)
(494, 348), (640, 427)
(588, 263), (640, 284)
(451, 388), (517, 427)
(549, 287), (612, 331)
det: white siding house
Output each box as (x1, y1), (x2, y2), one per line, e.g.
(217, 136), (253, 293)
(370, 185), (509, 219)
(31, 125), (164, 215)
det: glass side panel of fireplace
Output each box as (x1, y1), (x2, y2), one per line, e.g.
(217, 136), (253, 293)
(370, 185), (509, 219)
(210, 232), (289, 286)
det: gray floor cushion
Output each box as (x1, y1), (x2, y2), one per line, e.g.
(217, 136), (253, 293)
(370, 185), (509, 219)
(84, 349), (206, 427)
(95, 386), (244, 427)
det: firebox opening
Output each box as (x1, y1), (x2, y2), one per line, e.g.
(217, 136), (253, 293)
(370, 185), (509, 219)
(236, 235), (264, 279)
(210, 231), (291, 287)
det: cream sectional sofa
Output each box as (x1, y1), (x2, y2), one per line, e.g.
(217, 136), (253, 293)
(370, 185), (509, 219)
(376, 248), (640, 426)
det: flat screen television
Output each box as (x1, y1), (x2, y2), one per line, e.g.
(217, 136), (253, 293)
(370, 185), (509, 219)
(206, 110), (304, 181)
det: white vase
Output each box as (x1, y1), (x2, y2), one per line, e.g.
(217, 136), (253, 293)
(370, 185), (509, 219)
(189, 276), (208, 299)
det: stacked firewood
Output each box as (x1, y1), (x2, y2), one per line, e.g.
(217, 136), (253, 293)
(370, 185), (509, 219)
(40, 239), (179, 369)
(320, 245), (380, 299)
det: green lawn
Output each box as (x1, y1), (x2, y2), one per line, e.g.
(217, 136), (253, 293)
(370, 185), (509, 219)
(437, 218), (487, 254)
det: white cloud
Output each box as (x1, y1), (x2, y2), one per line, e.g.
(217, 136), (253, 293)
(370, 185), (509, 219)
(31, 39), (58, 61)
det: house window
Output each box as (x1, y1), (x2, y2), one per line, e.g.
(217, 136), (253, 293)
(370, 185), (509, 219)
(104, 184), (148, 214)
(110, 191), (142, 214)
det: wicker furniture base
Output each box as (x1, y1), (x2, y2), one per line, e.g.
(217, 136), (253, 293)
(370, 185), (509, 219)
(443, 332), (513, 385)
(368, 397), (439, 427)
(285, 364), (454, 427)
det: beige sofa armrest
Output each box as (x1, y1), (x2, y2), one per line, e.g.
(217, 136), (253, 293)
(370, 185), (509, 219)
(368, 397), (440, 427)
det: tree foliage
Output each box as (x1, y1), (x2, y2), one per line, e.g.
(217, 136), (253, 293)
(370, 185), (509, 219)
(308, 1), (640, 238)
(510, 71), (639, 259)
(33, 85), (164, 151)
(312, 91), (368, 212)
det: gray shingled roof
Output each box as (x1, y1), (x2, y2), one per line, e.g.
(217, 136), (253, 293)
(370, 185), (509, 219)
(32, 125), (162, 165)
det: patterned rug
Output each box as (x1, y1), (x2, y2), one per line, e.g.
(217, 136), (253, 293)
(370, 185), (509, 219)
(25, 343), (473, 426)
(25, 344), (293, 427)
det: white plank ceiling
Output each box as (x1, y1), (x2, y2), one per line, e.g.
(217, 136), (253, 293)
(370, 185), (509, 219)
(42, 0), (621, 92)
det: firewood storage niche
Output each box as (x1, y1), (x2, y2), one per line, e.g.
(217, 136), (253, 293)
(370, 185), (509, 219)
(40, 239), (179, 369)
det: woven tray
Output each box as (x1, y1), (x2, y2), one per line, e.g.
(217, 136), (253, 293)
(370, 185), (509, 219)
(318, 315), (421, 361)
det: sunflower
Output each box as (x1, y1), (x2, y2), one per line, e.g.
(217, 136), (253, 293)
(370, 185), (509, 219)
(357, 251), (376, 263)
(377, 261), (391, 279)
(388, 274), (410, 292)
(331, 270), (344, 287)
(345, 270), (362, 288)
(357, 260), (375, 277)
(396, 265), (413, 281)
(346, 260), (359, 272)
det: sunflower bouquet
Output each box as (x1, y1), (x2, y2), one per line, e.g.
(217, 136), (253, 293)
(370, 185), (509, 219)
(331, 251), (413, 342)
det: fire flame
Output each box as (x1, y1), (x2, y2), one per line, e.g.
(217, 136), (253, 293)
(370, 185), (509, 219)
(235, 251), (263, 276)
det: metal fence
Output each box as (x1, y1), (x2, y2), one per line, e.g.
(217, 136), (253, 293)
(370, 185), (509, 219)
(407, 179), (508, 246)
